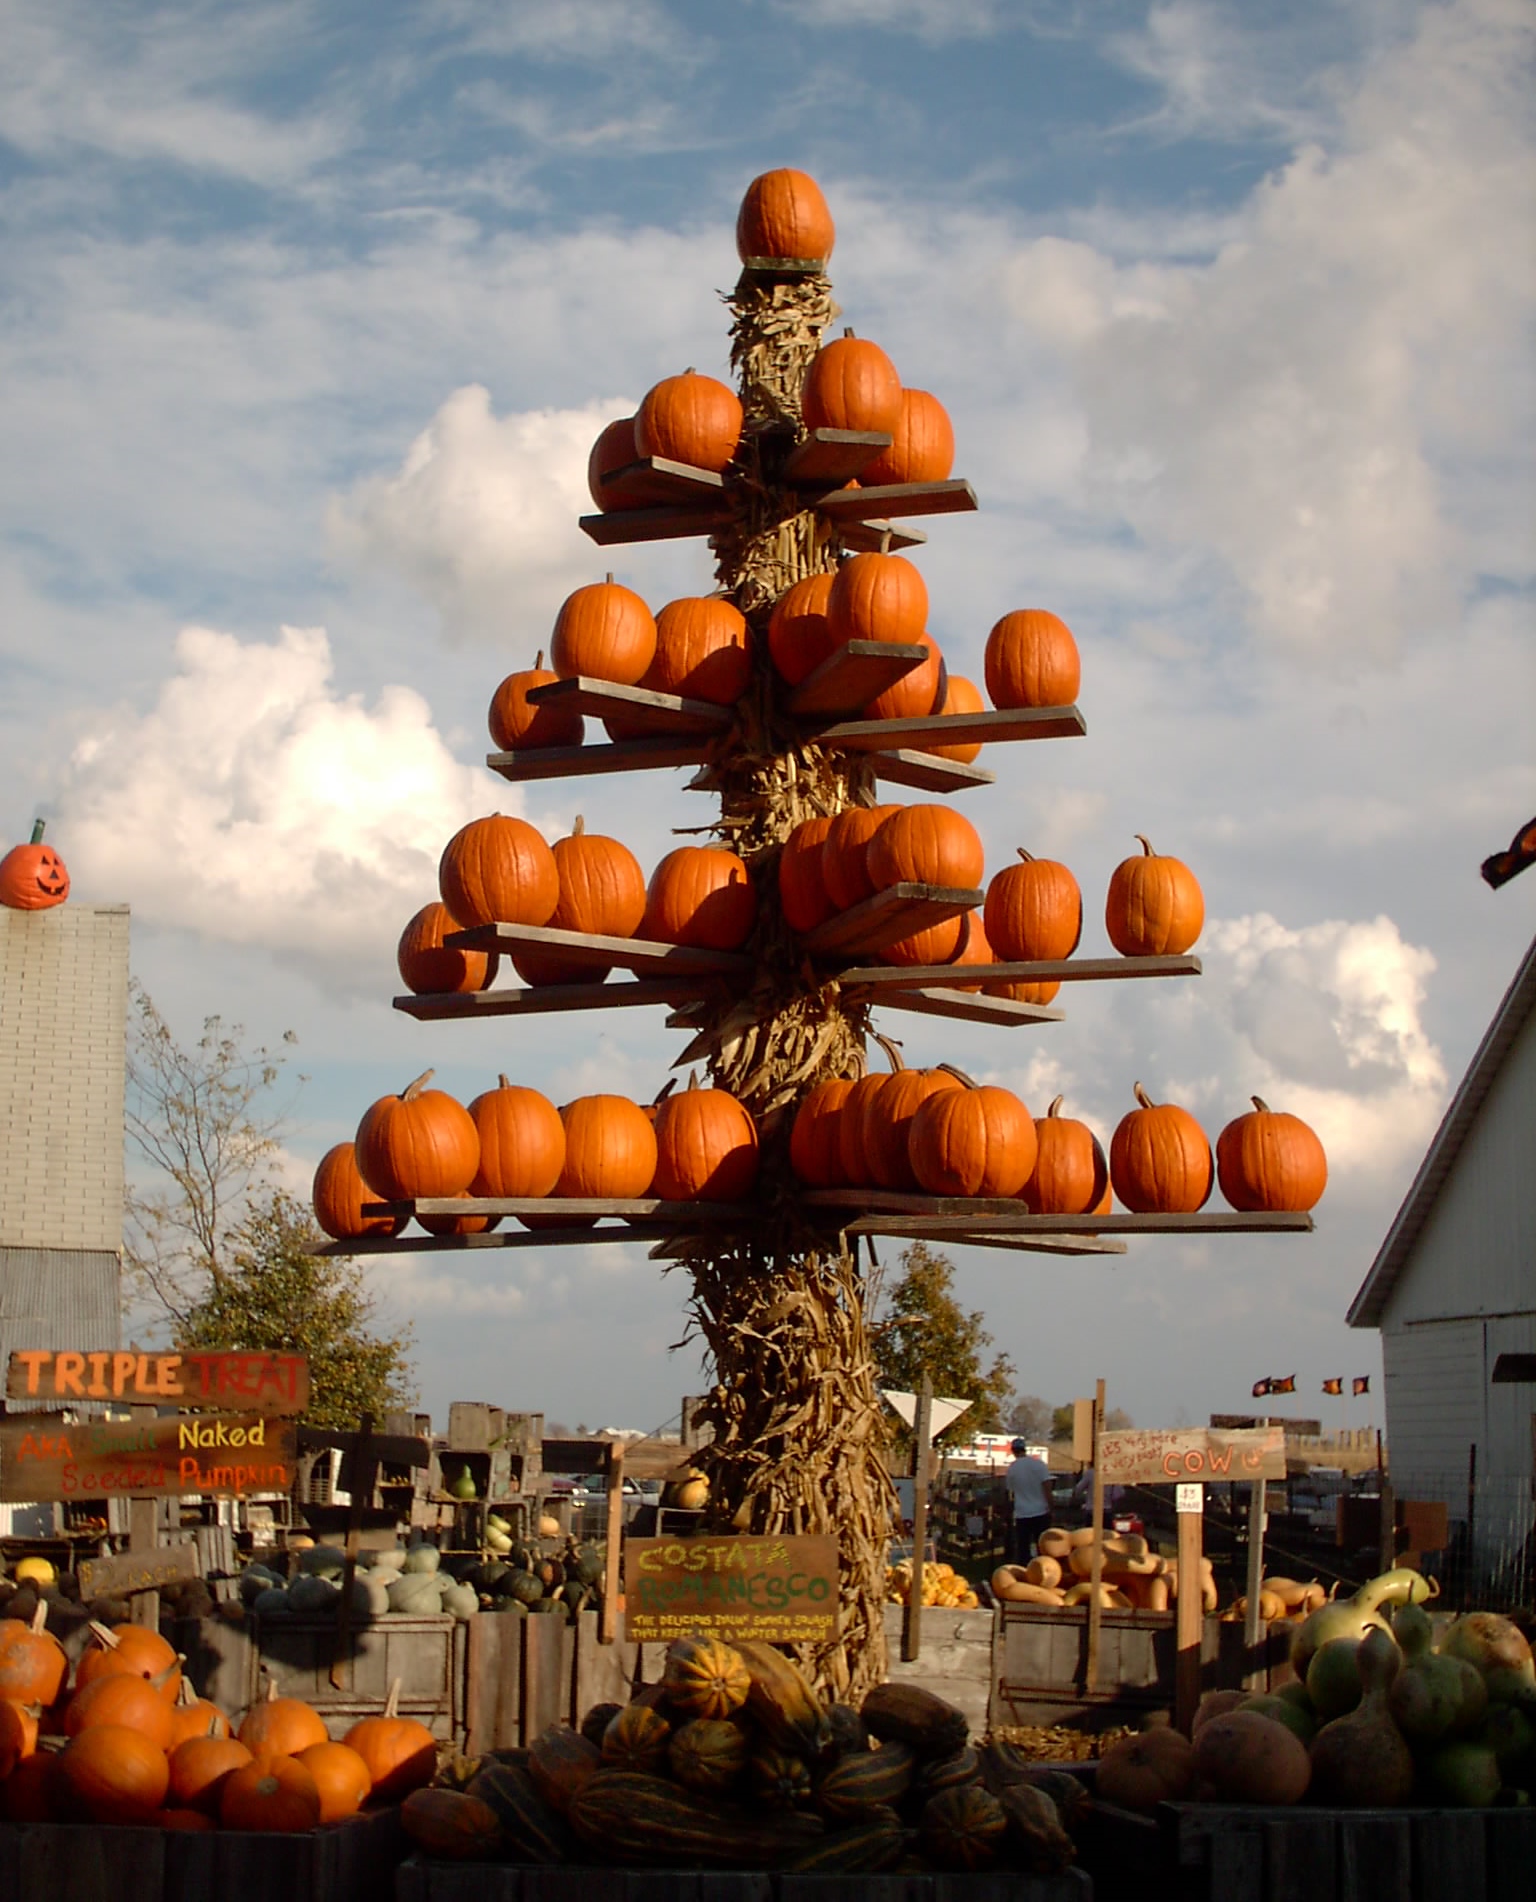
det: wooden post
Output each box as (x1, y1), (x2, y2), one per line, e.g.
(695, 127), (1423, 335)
(1085, 1377), (1106, 1693)
(1242, 1476), (1267, 1690)
(128, 1404), (160, 1630)
(1175, 1482), (1204, 1734)
(902, 1372), (933, 1664)
(330, 1412), (375, 1692)
(599, 1440), (624, 1643)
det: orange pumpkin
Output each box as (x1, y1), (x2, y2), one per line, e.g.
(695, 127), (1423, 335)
(947, 910), (995, 990)
(488, 649), (585, 750)
(883, 912), (968, 966)
(642, 847), (755, 950)
(154, 1807), (218, 1831)
(439, 813), (559, 931)
(526, 1095), (658, 1225)
(767, 572), (837, 685)
(510, 817), (646, 985)
(167, 1686), (233, 1749)
(0, 1698), (38, 1777)
(467, 1078), (566, 1199)
(56, 1724), (169, 1826)
(397, 900), (492, 996)
(1105, 835), (1204, 956)
(861, 389), (955, 486)
(821, 804), (900, 911)
(0, 820), (69, 911)
(74, 1621), (181, 1700)
(586, 417), (641, 511)
(551, 575), (657, 685)
(736, 168), (835, 263)
(652, 1079), (760, 1201)
(295, 1739), (373, 1823)
(1022, 1097), (1110, 1215)
(909, 1074), (1038, 1198)
(789, 1077), (856, 1187)
(0, 1605), (67, 1707)
(219, 1755), (322, 1832)
(63, 1673), (176, 1751)
(416, 1192), (499, 1237)
(984, 974), (1062, 1006)
(1095, 1728), (1195, 1812)
(826, 551), (928, 650)
(1110, 1083), (1213, 1213)
(984, 609), (1081, 708)
(866, 804), (984, 894)
(1216, 1098), (1328, 1212)
(635, 370), (743, 474)
(924, 672), (985, 763)
(984, 848), (1083, 962)
(802, 333), (902, 436)
(168, 1732), (254, 1815)
(312, 1141), (408, 1242)
(344, 1681), (439, 1801)
(837, 1066), (898, 1186)
(354, 1071), (480, 1202)
(643, 596), (752, 706)
(863, 1063), (964, 1191)
(237, 1683), (331, 1765)
(777, 815), (836, 933)
(862, 629), (946, 721)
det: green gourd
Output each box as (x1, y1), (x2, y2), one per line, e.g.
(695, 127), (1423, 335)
(441, 1582), (480, 1619)
(1238, 1691), (1316, 1747)
(1307, 1637), (1366, 1720)
(1310, 1626), (1414, 1806)
(287, 1574), (340, 1614)
(388, 1571), (446, 1614)
(1289, 1566), (1432, 1678)
(1388, 1601), (1487, 1744)
(299, 1544), (349, 1579)
(1418, 1738), (1502, 1807)
(448, 1465), (478, 1501)
(404, 1541), (442, 1575)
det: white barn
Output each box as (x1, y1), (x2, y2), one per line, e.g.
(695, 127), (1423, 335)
(1348, 934), (1535, 1592)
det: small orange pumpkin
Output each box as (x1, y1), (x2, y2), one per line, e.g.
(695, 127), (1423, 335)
(63, 1672), (176, 1751)
(984, 848), (1083, 962)
(826, 551), (928, 650)
(439, 812), (559, 931)
(862, 629), (946, 722)
(56, 1724), (169, 1825)
(767, 571), (837, 684)
(168, 1732), (253, 1815)
(909, 1072), (1038, 1198)
(777, 815), (836, 933)
(642, 847), (755, 950)
(1216, 1098), (1327, 1212)
(1023, 1097), (1110, 1215)
(651, 1077), (760, 1201)
(0, 1699), (38, 1777)
(820, 804), (900, 911)
(802, 332), (902, 437)
(0, 1604), (67, 1707)
(219, 1755), (322, 1833)
(510, 817), (646, 985)
(635, 369), (743, 473)
(488, 649), (585, 750)
(397, 900), (492, 996)
(551, 575), (657, 685)
(74, 1621), (181, 1701)
(1110, 1082), (1213, 1214)
(866, 803), (984, 894)
(789, 1077), (856, 1187)
(1105, 835), (1204, 956)
(354, 1071), (480, 1202)
(984, 609), (1081, 708)
(312, 1141), (408, 1241)
(295, 1739), (373, 1823)
(0, 820), (69, 910)
(344, 1680), (438, 1801)
(924, 672), (985, 763)
(168, 1681), (234, 1748)
(861, 388), (955, 486)
(737, 168), (835, 262)
(643, 596), (752, 706)
(236, 1681), (331, 1764)
(467, 1078), (565, 1199)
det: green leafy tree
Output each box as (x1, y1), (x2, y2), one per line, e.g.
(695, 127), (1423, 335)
(872, 1243), (1016, 1441)
(177, 1192), (415, 1429)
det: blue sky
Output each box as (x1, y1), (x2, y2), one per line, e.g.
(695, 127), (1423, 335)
(2, 0), (1532, 1434)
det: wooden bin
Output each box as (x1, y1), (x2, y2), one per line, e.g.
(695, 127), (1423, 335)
(397, 1860), (1092, 1900)
(0, 1806), (405, 1902)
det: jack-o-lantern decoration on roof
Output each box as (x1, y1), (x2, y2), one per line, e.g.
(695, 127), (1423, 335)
(0, 821), (69, 911)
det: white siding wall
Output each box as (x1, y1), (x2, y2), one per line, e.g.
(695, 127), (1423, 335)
(1382, 1319), (1485, 1477)
(1486, 1312), (1536, 1479)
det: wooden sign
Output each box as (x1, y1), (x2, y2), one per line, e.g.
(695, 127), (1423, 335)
(0, 1413), (298, 1501)
(76, 1544), (201, 1600)
(1098, 1425), (1286, 1486)
(6, 1350), (309, 1414)
(624, 1534), (838, 1645)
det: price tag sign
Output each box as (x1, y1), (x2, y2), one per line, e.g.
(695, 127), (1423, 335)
(1176, 1482), (1203, 1515)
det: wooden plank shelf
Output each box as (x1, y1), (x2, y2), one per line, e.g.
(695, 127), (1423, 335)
(787, 640), (927, 717)
(394, 978), (696, 1021)
(811, 704), (1086, 750)
(866, 748), (994, 793)
(782, 427), (891, 486)
(876, 985), (1064, 1026)
(803, 882), (982, 958)
(740, 254), (829, 274)
(579, 502), (736, 546)
(363, 1196), (754, 1222)
(837, 518), (926, 553)
(597, 455), (725, 508)
(525, 675), (730, 734)
(944, 1231), (1129, 1256)
(817, 477), (978, 523)
(488, 736), (712, 783)
(841, 953), (1203, 990)
(444, 921), (750, 978)
(316, 1224), (685, 1257)
(800, 1193), (1315, 1238)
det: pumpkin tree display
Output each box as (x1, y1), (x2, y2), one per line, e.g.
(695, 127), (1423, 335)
(329, 166), (1320, 1700)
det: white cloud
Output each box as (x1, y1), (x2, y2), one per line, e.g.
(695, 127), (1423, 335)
(328, 386), (634, 644)
(773, 0), (1018, 40)
(56, 623), (505, 963)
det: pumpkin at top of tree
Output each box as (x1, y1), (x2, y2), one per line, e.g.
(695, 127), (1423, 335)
(1023, 1096), (1110, 1216)
(510, 817), (647, 987)
(643, 595), (752, 706)
(488, 649), (585, 751)
(397, 899), (493, 996)
(862, 628), (947, 722)
(826, 549), (928, 650)
(802, 332), (902, 436)
(467, 1078), (566, 1199)
(439, 813), (559, 932)
(1110, 1082), (1213, 1214)
(984, 609), (1081, 710)
(861, 388), (955, 487)
(551, 575), (657, 686)
(651, 1076), (760, 1201)
(866, 803), (985, 894)
(736, 167), (835, 263)
(354, 1071), (481, 1202)
(1105, 835), (1204, 957)
(766, 571), (837, 685)
(312, 1141), (408, 1241)
(777, 814), (836, 933)
(1216, 1097), (1328, 1212)
(642, 846), (756, 950)
(908, 1071), (1038, 1199)
(0, 820), (69, 911)
(983, 848), (1083, 963)
(635, 369), (743, 474)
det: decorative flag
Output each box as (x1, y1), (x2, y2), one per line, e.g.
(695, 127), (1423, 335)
(1322, 1378), (1343, 1395)
(1353, 1376), (1371, 1396)
(1251, 1378), (1273, 1398)
(1481, 816), (1536, 890)
(1270, 1374), (1298, 1395)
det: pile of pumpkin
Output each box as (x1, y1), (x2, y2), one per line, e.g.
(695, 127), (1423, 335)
(237, 1536), (607, 1626)
(0, 1606), (442, 1831)
(992, 1527), (1217, 1614)
(312, 1070), (760, 1242)
(791, 1059), (1328, 1216)
(1224, 1573), (1330, 1625)
(1096, 1570), (1536, 1812)
(883, 1559), (981, 1610)
(398, 1634), (1086, 1874)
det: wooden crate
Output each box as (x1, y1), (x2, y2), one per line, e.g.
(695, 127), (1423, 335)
(396, 1859), (1092, 1900)
(0, 1806), (405, 1902)
(1161, 1800), (1536, 1902)
(465, 1609), (669, 1752)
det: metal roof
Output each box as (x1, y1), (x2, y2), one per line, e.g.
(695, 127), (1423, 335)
(1347, 934), (1536, 1328)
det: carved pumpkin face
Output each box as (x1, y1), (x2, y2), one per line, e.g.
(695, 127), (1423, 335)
(0, 823), (69, 911)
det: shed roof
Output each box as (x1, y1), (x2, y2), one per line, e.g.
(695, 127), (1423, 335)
(1348, 934), (1536, 1328)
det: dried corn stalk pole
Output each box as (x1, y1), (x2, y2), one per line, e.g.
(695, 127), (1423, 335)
(679, 266), (895, 1701)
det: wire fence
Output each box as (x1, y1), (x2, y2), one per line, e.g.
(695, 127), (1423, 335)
(1387, 1470), (1535, 1612)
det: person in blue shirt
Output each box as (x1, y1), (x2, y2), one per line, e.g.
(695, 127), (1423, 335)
(1004, 1438), (1054, 1563)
